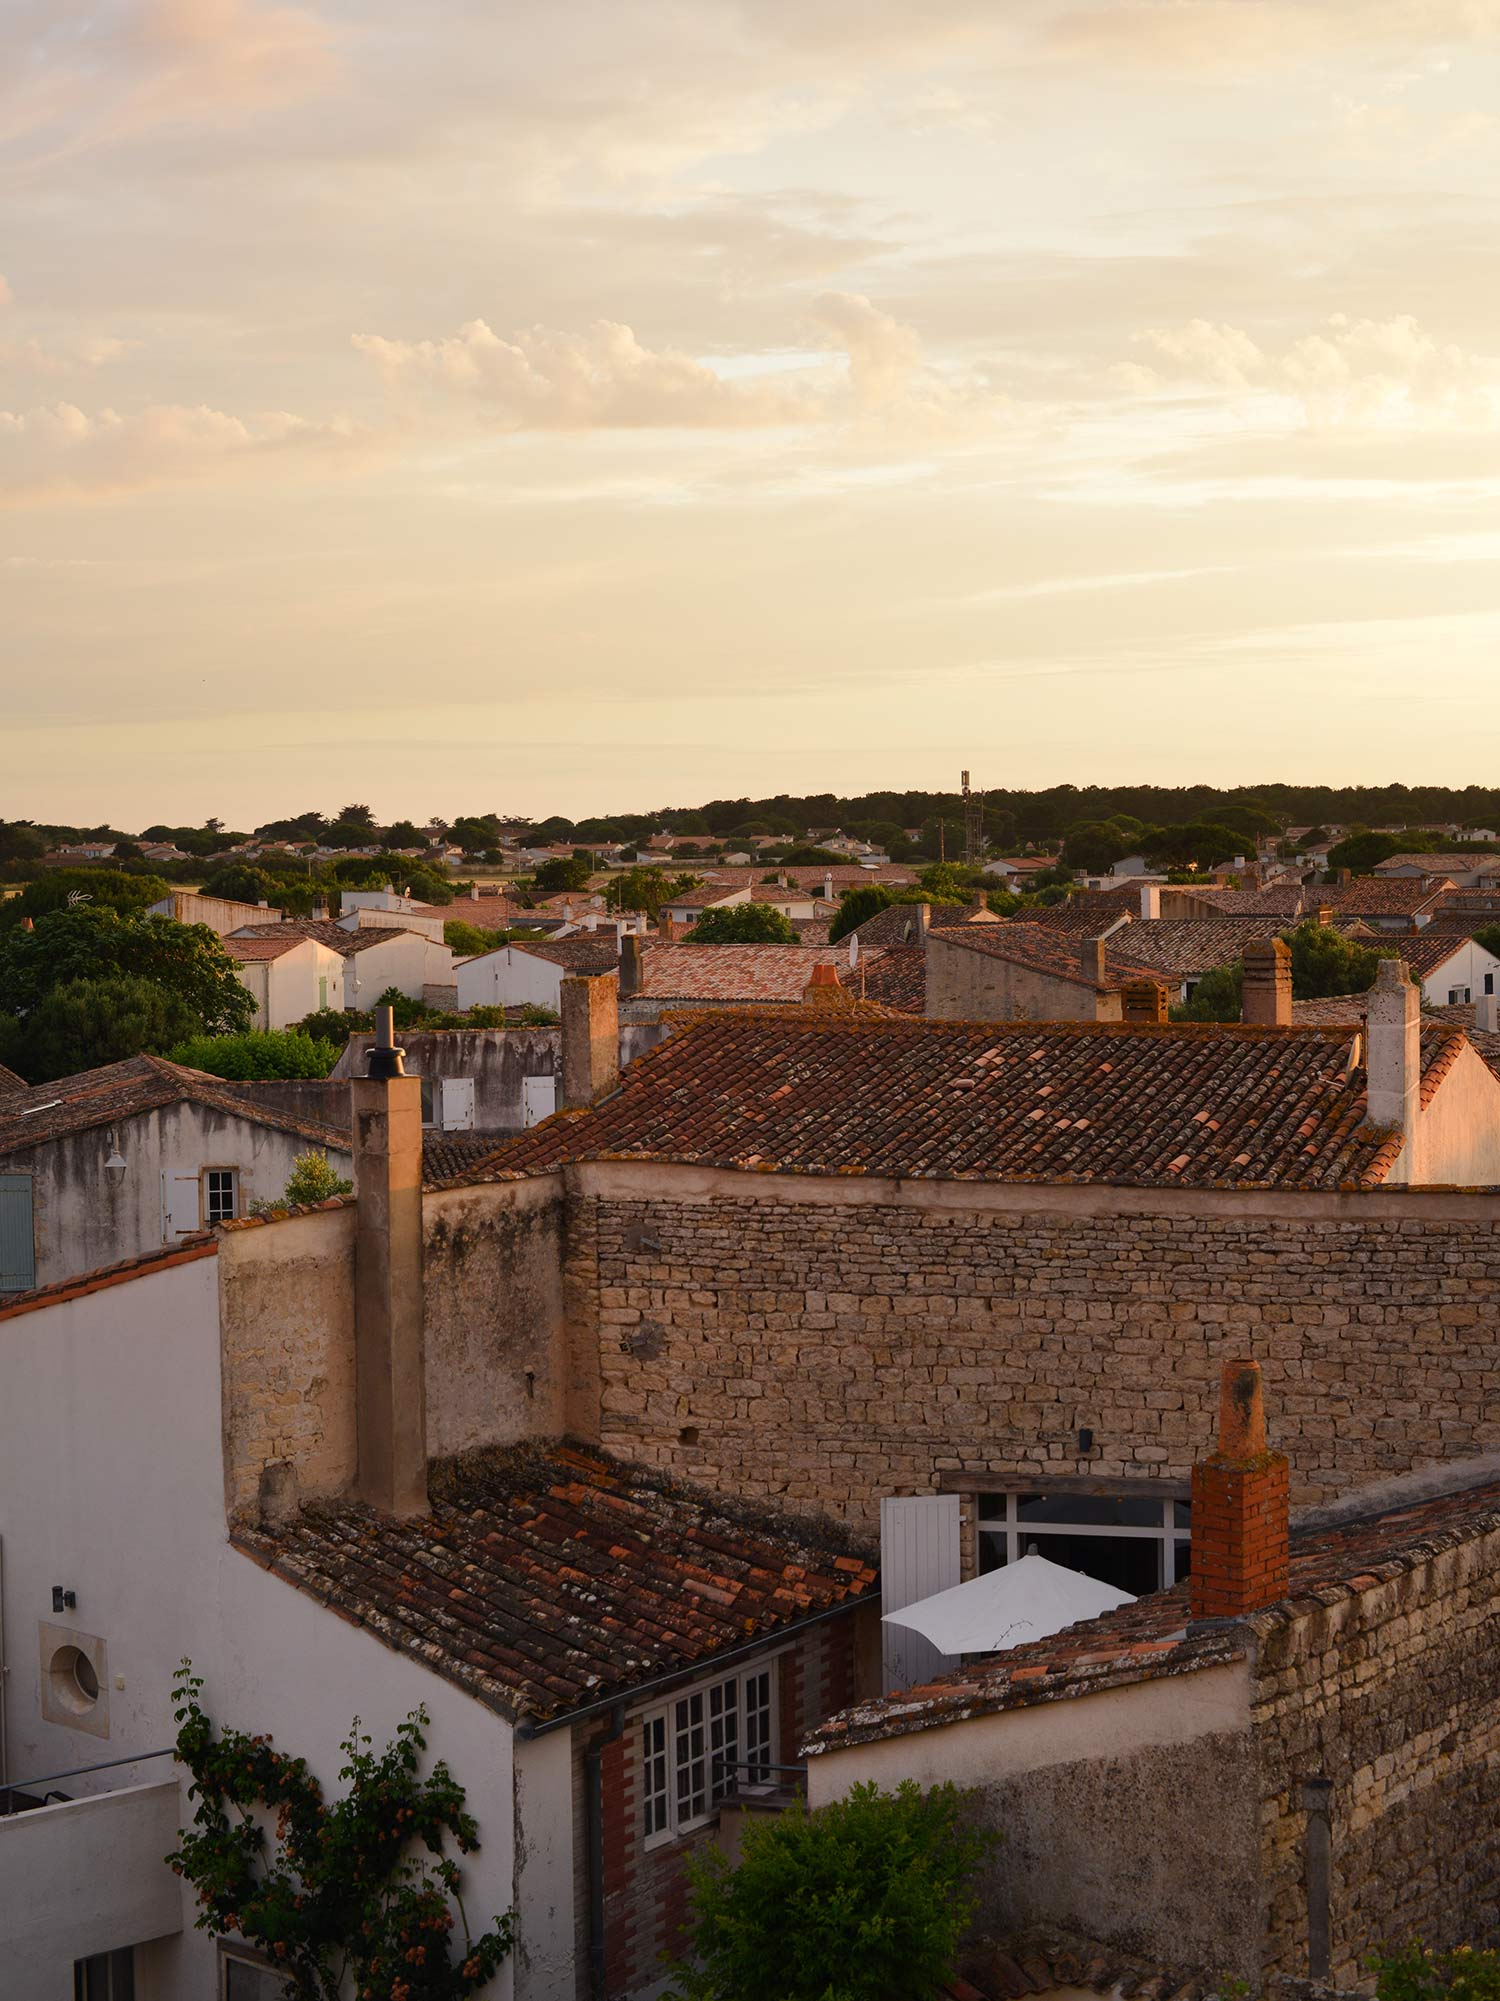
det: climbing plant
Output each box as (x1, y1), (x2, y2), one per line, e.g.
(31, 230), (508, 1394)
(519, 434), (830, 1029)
(167, 1663), (515, 2000)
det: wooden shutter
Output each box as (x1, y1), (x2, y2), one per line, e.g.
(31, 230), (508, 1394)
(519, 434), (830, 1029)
(162, 1172), (201, 1238)
(880, 1495), (962, 1694)
(0, 1174), (35, 1292)
(440, 1077), (476, 1130)
(522, 1075), (556, 1128)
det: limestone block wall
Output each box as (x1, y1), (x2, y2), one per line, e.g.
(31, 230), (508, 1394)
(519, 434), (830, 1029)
(561, 1168), (1500, 1527)
(1253, 1528), (1500, 1982)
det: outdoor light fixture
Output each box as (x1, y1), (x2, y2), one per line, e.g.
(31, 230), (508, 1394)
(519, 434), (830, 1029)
(103, 1130), (127, 1187)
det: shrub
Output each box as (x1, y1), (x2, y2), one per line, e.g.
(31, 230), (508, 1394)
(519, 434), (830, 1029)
(166, 1029), (341, 1079)
(688, 903), (798, 945)
(666, 1779), (995, 2001)
(293, 1006), (374, 1047)
(1374, 1944), (1500, 2001)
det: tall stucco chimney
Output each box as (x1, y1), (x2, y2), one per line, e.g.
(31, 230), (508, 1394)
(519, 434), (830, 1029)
(1189, 1359), (1289, 1619)
(1477, 994), (1500, 1033)
(823, 871), (834, 903)
(561, 972), (620, 1108)
(1079, 935), (1107, 984)
(350, 1007), (428, 1517)
(619, 933), (646, 998)
(1139, 883), (1161, 920)
(1366, 957), (1420, 1150)
(1242, 937), (1292, 1026)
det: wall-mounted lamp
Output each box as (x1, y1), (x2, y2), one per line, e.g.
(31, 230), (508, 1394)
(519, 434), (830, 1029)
(103, 1130), (128, 1188)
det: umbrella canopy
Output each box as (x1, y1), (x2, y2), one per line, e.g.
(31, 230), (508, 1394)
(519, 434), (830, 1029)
(881, 1553), (1135, 1656)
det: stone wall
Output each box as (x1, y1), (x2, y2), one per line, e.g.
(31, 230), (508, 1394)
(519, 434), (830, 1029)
(1253, 1527), (1500, 1982)
(561, 1166), (1500, 1526)
(925, 930), (1117, 1023)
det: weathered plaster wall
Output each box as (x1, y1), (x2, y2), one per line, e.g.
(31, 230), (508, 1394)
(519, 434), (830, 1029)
(1408, 1041), (1500, 1186)
(559, 1165), (1500, 1525)
(216, 1206), (358, 1520)
(1253, 1531), (1500, 1983)
(424, 1177), (568, 1456)
(336, 1028), (562, 1132)
(808, 1663), (1260, 1981)
(924, 932), (1118, 1023)
(2, 1101), (348, 1289)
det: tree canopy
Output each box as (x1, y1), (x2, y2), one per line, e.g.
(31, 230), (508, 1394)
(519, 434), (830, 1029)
(2, 975), (201, 1083)
(687, 902), (798, 944)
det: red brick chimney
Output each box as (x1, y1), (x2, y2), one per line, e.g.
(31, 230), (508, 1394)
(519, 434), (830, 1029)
(1241, 937), (1292, 1026)
(1189, 1360), (1289, 1618)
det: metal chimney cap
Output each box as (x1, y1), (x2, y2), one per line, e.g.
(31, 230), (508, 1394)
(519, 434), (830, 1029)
(366, 1004), (407, 1078)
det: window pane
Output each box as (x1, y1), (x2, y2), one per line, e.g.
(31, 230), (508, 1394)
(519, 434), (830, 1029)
(977, 1531), (1009, 1574)
(641, 1714), (669, 1838)
(674, 1692), (706, 1822)
(224, 1960), (285, 2001)
(742, 1670), (773, 1783)
(708, 1677), (739, 1802)
(1175, 1540), (1192, 1580)
(1015, 1493), (1166, 1529)
(1016, 1531), (1163, 1595)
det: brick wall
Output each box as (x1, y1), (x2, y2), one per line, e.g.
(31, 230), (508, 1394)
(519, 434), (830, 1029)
(587, 1612), (864, 1999)
(1253, 1527), (1500, 1982)
(562, 1172), (1500, 1524)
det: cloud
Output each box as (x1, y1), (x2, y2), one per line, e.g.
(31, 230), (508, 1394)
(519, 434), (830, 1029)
(354, 294), (987, 433)
(1125, 313), (1500, 426)
(0, 400), (365, 503)
(1040, 1), (1500, 73)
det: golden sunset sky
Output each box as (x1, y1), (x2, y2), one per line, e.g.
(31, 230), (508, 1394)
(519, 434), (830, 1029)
(7, 0), (1500, 825)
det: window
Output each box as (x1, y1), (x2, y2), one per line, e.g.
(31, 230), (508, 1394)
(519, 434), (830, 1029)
(641, 1660), (778, 1846)
(220, 1949), (285, 2000)
(74, 1950), (134, 2001)
(419, 1078), (437, 1126)
(203, 1169), (238, 1224)
(0, 1172), (35, 1292)
(1448, 986), (1471, 1006)
(1486, 973), (1495, 996)
(977, 1490), (1189, 1593)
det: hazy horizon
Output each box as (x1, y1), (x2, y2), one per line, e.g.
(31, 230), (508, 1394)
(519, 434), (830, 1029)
(9, 1), (1500, 825)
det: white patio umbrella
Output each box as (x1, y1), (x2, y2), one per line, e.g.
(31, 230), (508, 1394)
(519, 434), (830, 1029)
(881, 1552), (1135, 1657)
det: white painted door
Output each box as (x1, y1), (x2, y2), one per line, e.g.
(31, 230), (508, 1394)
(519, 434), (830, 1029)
(522, 1074), (557, 1128)
(440, 1077), (476, 1131)
(162, 1172), (201, 1238)
(880, 1495), (962, 1694)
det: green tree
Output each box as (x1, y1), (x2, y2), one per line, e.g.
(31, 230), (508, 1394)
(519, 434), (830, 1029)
(1141, 821), (1243, 871)
(330, 856), (453, 905)
(1285, 920), (1397, 998)
(777, 844), (844, 865)
(197, 864), (284, 908)
(1373, 1942), (1500, 2001)
(444, 919), (499, 957)
(533, 856), (593, 893)
(294, 1006), (374, 1047)
(605, 867), (699, 920)
(2, 867), (171, 929)
(0, 820), (47, 863)
(829, 885), (897, 943)
(381, 819), (426, 850)
(0, 908), (256, 1036)
(666, 1780), (995, 2001)
(1171, 961), (1244, 1023)
(1327, 829), (1406, 875)
(1473, 924), (1500, 961)
(916, 862), (982, 899)
(1061, 822), (1132, 874)
(166, 1030), (341, 1079)
(687, 903), (798, 944)
(168, 1664), (513, 2001)
(249, 1148), (353, 1212)
(10, 975), (200, 1082)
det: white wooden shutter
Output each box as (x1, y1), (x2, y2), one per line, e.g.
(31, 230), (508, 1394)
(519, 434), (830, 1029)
(880, 1495), (962, 1694)
(440, 1077), (476, 1131)
(522, 1075), (557, 1128)
(162, 1172), (201, 1238)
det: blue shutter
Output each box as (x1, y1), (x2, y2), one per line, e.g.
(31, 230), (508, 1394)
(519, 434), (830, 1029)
(0, 1174), (36, 1292)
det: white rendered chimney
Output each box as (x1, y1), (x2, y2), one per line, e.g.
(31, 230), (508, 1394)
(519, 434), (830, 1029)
(1477, 994), (1500, 1033)
(1366, 958), (1421, 1166)
(1139, 884), (1160, 920)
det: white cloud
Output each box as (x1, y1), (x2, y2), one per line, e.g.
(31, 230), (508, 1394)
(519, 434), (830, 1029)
(0, 400), (365, 503)
(1127, 313), (1500, 425)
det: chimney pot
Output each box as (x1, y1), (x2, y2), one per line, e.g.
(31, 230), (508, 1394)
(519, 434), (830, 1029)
(560, 972), (620, 1108)
(1189, 1359), (1289, 1619)
(1241, 937), (1292, 1027)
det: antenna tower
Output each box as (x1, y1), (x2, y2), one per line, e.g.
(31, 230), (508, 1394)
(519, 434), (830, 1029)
(961, 769), (984, 867)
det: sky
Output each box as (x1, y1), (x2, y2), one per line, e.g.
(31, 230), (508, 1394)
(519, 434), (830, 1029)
(7, 0), (1500, 828)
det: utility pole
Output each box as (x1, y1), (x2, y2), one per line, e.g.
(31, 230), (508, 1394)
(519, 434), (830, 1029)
(962, 769), (984, 867)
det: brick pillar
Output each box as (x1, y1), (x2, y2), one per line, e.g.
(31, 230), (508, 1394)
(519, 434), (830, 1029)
(1121, 979), (1169, 1023)
(561, 972), (620, 1109)
(1241, 937), (1292, 1027)
(1189, 1360), (1289, 1618)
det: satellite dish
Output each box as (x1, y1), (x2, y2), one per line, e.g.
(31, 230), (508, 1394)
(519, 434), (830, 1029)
(848, 933), (860, 968)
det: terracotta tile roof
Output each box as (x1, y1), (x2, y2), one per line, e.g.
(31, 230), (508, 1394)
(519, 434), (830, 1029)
(0, 1061), (25, 1096)
(1374, 852), (1500, 876)
(0, 1236), (218, 1322)
(847, 900), (993, 950)
(1318, 880), (1451, 917)
(1384, 932), (1475, 978)
(1289, 995), (1368, 1027)
(435, 1013), (1434, 1193)
(1185, 885), (1312, 917)
(1020, 885), (1144, 932)
(231, 920), (428, 958)
(856, 944), (925, 1014)
(805, 1471), (1500, 1755)
(637, 943), (863, 1003)
(0, 1053), (352, 1158)
(421, 1129), (535, 1182)
(510, 938), (621, 974)
(1425, 1004), (1500, 1081)
(1101, 918), (1299, 979)
(232, 1442), (877, 1725)
(937, 923), (1161, 993)
(222, 934), (315, 962)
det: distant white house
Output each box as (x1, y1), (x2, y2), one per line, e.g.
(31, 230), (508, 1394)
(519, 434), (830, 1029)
(1406, 935), (1500, 1008)
(456, 937), (619, 1012)
(223, 934), (346, 1029)
(230, 922), (453, 1006)
(150, 891), (283, 938)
